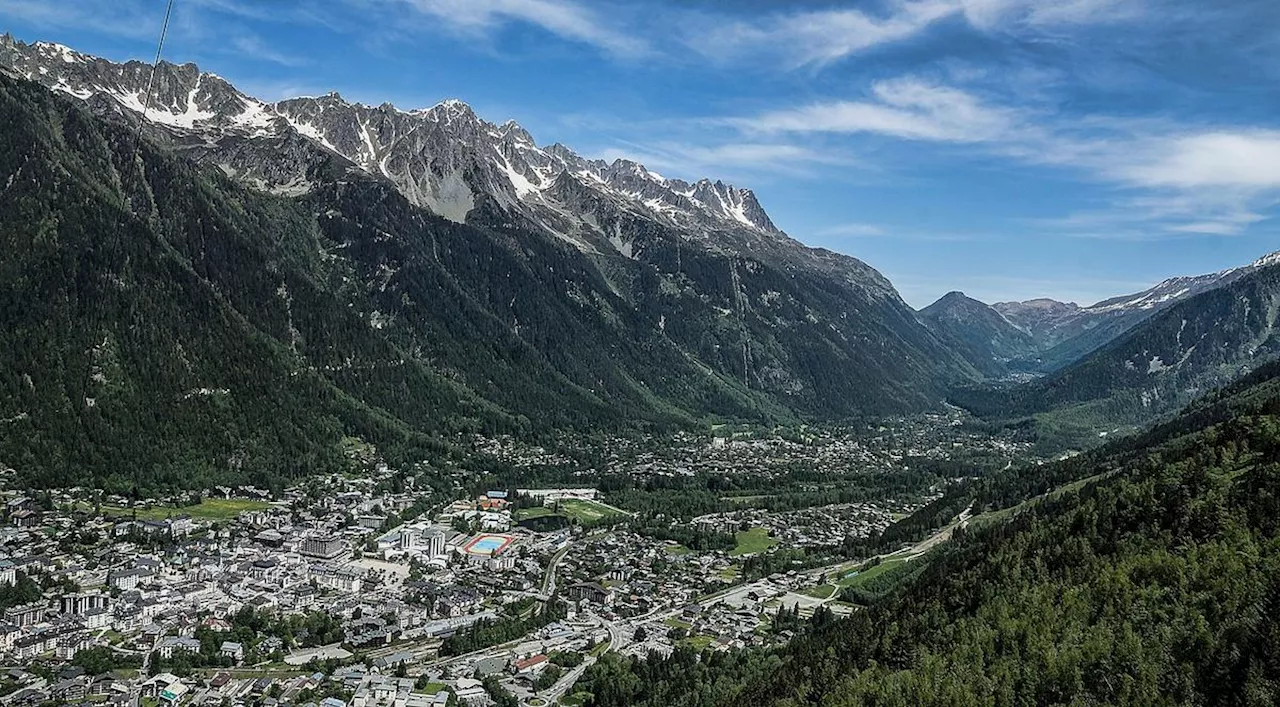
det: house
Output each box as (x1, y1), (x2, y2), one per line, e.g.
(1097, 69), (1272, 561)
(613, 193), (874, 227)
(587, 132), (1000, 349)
(108, 569), (146, 591)
(5, 602), (46, 627)
(140, 673), (183, 699)
(260, 636), (285, 655)
(5, 497), (32, 515)
(220, 641), (245, 664)
(49, 676), (89, 701)
(55, 632), (93, 660)
(159, 681), (189, 704)
(82, 607), (112, 630)
(301, 535), (346, 560)
(452, 678), (488, 707)
(60, 592), (110, 616)
(201, 616), (233, 632)
(156, 636), (202, 659)
(10, 509), (39, 528)
(0, 622), (19, 652)
(0, 559), (16, 586)
(512, 654), (549, 676)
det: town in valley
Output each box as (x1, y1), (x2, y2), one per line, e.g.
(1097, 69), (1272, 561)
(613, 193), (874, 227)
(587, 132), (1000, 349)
(0, 417), (1025, 707)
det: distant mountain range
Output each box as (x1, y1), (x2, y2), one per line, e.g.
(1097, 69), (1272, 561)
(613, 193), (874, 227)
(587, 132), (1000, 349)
(920, 251), (1280, 377)
(918, 292), (1038, 376)
(943, 254), (1280, 442)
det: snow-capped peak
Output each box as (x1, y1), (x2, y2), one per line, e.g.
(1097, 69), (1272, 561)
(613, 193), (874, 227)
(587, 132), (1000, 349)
(0, 36), (785, 239)
(32, 41), (86, 64)
(1253, 251), (1280, 269)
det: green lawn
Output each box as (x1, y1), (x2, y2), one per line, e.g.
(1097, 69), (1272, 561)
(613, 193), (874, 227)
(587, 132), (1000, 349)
(560, 498), (628, 523)
(681, 635), (716, 651)
(801, 584), (837, 599)
(513, 506), (559, 521)
(664, 544), (693, 555)
(101, 498), (271, 521)
(729, 527), (778, 556)
(716, 564), (741, 582)
(837, 557), (910, 588)
(663, 617), (693, 629)
(417, 683), (447, 696)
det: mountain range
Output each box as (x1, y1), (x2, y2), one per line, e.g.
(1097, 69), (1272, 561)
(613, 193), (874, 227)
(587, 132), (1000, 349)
(0, 37), (983, 489)
(1, 34), (1278, 488)
(937, 253), (1280, 443)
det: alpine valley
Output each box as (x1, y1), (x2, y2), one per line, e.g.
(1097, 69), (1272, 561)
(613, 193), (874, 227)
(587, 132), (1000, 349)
(1, 35), (1278, 490)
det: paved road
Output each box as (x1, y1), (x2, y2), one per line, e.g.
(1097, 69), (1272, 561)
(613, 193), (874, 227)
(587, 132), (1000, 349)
(535, 657), (595, 705)
(541, 543), (572, 595)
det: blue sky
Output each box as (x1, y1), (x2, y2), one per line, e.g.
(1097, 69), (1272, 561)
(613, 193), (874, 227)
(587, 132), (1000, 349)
(2, 0), (1278, 307)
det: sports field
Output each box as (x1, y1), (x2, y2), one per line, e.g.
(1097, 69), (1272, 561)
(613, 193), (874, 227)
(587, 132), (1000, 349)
(463, 533), (515, 556)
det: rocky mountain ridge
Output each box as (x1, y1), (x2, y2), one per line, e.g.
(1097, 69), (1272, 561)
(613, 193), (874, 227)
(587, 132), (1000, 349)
(0, 36), (785, 251)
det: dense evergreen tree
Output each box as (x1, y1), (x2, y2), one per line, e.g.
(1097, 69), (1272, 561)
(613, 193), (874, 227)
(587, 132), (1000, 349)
(578, 363), (1280, 706)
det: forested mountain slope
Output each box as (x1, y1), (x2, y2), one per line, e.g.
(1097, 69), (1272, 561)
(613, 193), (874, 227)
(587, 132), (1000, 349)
(579, 360), (1280, 705)
(955, 261), (1280, 439)
(918, 291), (1038, 375)
(992, 253), (1276, 373)
(0, 61), (975, 490)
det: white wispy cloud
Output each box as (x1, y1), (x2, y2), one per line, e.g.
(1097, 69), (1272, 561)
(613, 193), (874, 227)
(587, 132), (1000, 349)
(961, 0), (1140, 30)
(0, 0), (159, 40)
(816, 223), (889, 238)
(395, 0), (647, 57)
(595, 141), (856, 181)
(734, 77), (1017, 143)
(689, 0), (1142, 68)
(1034, 130), (1280, 236)
(695, 0), (956, 68)
(232, 35), (308, 67)
(730, 73), (1280, 237)
(1109, 131), (1280, 189)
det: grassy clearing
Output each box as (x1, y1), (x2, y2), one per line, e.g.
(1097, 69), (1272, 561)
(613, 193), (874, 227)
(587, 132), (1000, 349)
(101, 498), (271, 521)
(560, 498), (628, 523)
(663, 617), (693, 630)
(721, 494), (769, 505)
(716, 564), (741, 582)
(512, 506), (559, 521)
(681, 635), (716, 651)
(664, 544), (693, 555)
(730, 527), (778, 557)
(417, 683), (446, 695)
(837, 557), (910, 588)
(801, 584), (837, 600)
(970, 471), (1113, 528)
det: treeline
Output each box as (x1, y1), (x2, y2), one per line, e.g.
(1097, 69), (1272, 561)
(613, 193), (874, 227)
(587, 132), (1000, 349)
(604, 467), (940, 520)
(573, 365), (1280, 705)
(441, 599), (567, 656)
(630, 518), (735, 552)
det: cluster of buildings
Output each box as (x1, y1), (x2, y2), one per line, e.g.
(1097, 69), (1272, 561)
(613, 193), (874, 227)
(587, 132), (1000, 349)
(0, 415), (1017, 705)
(0, 478), (547, 705)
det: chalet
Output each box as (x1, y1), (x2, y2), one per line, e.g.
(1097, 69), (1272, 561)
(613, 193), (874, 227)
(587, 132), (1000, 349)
(156, 636), (201, 659)
(10, 509), (39, 528)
